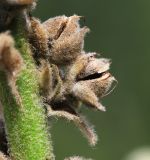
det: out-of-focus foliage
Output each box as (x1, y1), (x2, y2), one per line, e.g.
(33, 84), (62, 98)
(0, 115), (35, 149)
(34, 1), (150, 160)
(122, 147), (150, 160)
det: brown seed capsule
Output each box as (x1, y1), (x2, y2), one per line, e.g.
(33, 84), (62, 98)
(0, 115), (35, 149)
(43, 15), (68, 40)
(43, 15), (90, 65)
(70, 54), (116, 111)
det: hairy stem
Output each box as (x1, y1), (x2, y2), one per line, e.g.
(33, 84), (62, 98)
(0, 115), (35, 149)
(0, 18), (54, 160)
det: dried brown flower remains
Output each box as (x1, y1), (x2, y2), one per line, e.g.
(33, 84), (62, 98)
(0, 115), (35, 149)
(0, 1), (117, 158)
(29, 14), (117, 145)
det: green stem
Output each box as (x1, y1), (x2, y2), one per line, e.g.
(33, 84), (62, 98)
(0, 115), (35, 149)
(0, 18), (54, 160)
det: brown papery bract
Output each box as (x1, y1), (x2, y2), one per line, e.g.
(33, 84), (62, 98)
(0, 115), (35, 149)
(0, 32), (23, 75)
(0, 32), (23, 107)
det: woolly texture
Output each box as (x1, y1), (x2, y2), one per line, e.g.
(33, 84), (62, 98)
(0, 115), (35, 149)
(0, 23), (53, 160)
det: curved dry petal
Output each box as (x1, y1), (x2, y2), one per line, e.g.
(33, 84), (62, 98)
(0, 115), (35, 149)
(72, 82), (106, 111)
(29, 17), (49, 59)
(58, 15), (81, 38)
(43, 15), (68, 40)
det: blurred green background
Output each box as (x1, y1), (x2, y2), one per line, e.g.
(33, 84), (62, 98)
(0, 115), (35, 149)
(34, 1), (150, 160)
